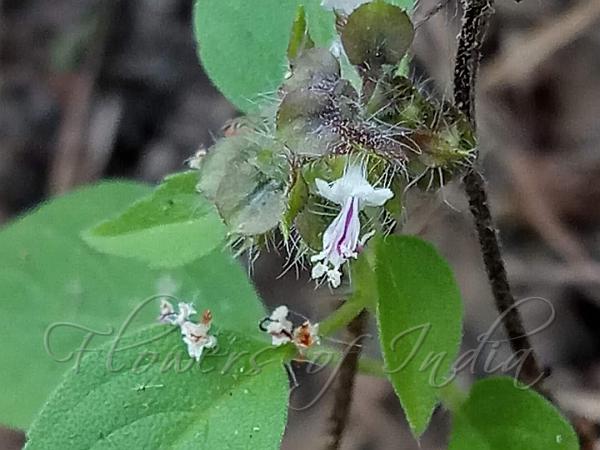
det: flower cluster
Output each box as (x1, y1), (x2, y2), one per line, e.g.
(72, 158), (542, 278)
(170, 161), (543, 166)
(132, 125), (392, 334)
(260, 305), (320, 352)
(158, 299), (217, 361)
(311, 163), (393, 288)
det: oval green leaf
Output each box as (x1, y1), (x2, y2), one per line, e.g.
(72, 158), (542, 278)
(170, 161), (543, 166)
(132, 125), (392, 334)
(375, 235), (463, 437)
(341, 1), (414, 69)
(85, 172), (226, 268)
(194, 0), (335, 112)
(26, 326), (289, 449)
(449, 377), (578, 450)
(0, 182), (266, 428)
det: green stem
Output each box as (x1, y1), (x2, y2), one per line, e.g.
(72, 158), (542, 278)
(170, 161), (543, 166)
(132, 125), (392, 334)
(319, 296), (368, 337)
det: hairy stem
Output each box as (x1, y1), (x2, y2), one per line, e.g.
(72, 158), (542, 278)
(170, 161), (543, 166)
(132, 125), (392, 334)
(454, 2), (600, 446)
(463, 171), (544, 386)
(453, 0), (546, 388)
(453, 0), (493, 124)
(323, 309), (368, 450)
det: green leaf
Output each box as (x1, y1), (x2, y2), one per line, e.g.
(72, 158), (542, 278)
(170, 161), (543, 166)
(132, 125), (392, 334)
(449, 377), (579, 450)
(288, 6), (314, 61)
(375, 235), (463, 436)
(0, 182), (266, 428)
(341, 1), (414, 70)
(194, 0), (335, 112)
(26, 326), (289, 449)
(85, 172), (226, 268)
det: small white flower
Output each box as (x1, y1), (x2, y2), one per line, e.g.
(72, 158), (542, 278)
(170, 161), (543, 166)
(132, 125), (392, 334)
(180, 310), (217, 361)
(321, 0), (369, 14)
(311, 164), (393, 287)
(293, 321), (320, 350)
(260, 305), (293, 346)
(175, 302), (197, 326)
(158, 299), (177, 324)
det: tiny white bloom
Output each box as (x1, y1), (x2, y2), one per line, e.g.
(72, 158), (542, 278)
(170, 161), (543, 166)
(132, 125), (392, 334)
(321, 0), (369, 14)
(175, 302), (197, 326)
(260, 305), (293, 346)
(293, 321), (320, 350)
(180, 310), (217, 361)
(311, 164), (393, 287)
(158, 299), (177, 324)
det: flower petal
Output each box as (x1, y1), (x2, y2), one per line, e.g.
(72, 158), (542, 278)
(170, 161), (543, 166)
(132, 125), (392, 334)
(315, 178), (337, 203)
(327, 269), (342, 288)
(361, 187), (394, 207)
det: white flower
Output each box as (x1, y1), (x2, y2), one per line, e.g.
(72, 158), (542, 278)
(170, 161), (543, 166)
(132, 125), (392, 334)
(158, 299), (177, 324)
(293, 321), (320, 350)
(180, 310), (217, 361)
(321, 0), (369, 14)
(260, 305), (293, 346)
(175, 302), (197, 326)
(157, 301), (217, 361)
(311, 164), (393, 287)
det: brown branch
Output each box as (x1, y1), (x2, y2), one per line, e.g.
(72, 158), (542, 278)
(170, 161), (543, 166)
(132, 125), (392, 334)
(453, 0), (493, 124)
(323, 309), (367, 450)
(454, 1), (598, 447)
(454, 0), (546, 387)
(462, 169), (544, 387)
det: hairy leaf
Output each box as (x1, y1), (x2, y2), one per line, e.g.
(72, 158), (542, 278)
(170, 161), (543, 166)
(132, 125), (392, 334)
(194, 0), (335, 112)
(376, 235), (463, 436)
(449, 377), (578, 450)
(86, 172), (226, 268)
(341, 2), (414, 70)
(26, 327), (289, 449)
(0, 182), (265, 428)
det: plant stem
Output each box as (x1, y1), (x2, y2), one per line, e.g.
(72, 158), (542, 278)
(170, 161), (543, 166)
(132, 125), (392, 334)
(463, 170), (544, 387)
(323, 309), (368, 450)
(454, 4), (599, 445)
(453, 0), (494, 125)
(319, 296), (368, 337)
(453, 0), (546, 389)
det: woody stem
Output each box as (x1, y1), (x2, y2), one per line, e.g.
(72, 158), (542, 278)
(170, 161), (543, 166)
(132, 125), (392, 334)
(323, 308), (368, 450)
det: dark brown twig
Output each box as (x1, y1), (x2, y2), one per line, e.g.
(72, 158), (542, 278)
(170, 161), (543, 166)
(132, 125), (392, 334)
(463, 170), (544, 387)
(454, 1), (597, 446)
(324, 309), (367, 450)
(453, 0), (493, 124)
(453, 0), (545, 388)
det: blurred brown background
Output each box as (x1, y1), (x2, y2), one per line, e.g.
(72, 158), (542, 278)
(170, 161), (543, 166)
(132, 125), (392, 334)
(1, 0), (600, 448)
